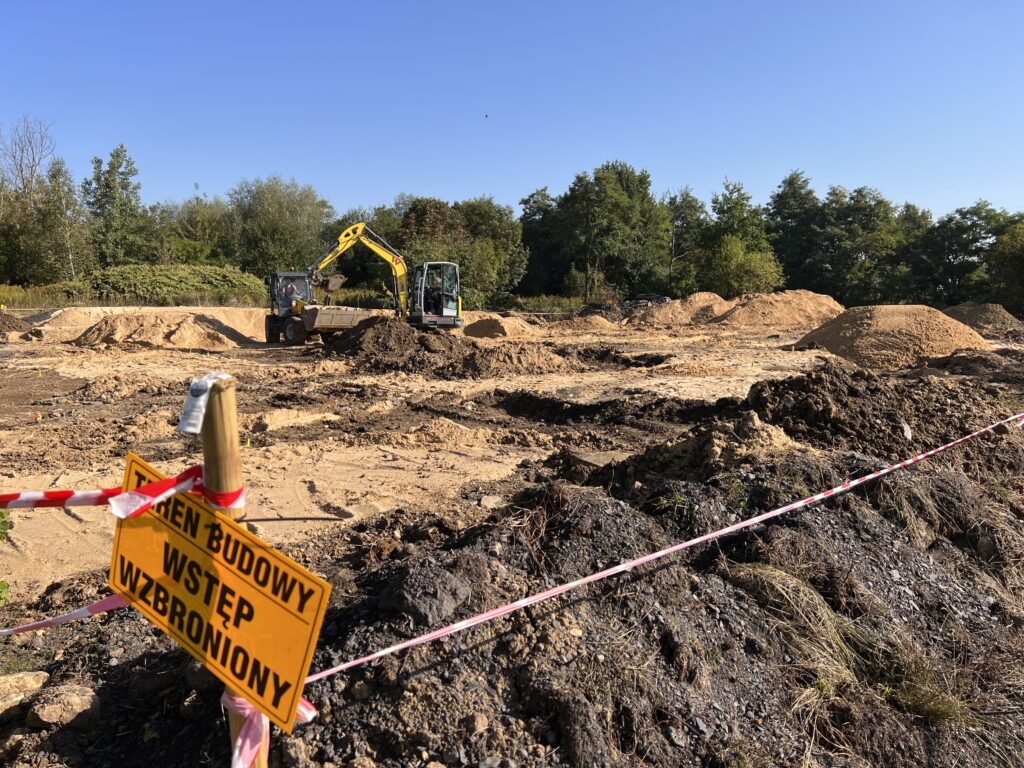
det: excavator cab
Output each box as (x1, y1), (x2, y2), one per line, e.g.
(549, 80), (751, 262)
(410, 262), (463, 328)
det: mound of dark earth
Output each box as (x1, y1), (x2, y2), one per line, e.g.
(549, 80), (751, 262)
(0, 311), (32, 334)
(326, 317), (571, 379)
(3, 358), (1024, 768)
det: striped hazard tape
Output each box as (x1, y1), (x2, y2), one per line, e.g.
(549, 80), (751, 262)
(0, 465), (244, 519)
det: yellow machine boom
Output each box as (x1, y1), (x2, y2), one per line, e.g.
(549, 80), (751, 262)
(312, 222), (408, 319)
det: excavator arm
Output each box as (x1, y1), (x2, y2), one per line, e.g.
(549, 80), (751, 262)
(309, 222), (408, 319)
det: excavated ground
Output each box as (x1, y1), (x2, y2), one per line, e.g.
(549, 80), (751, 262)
(3, 347), (1024, 767)
(3, 303), (1024, 767)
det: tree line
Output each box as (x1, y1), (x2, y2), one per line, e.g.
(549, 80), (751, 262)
(1, 117), (1021, 313)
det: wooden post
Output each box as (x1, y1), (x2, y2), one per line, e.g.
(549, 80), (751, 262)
(200, 377), (269, 768)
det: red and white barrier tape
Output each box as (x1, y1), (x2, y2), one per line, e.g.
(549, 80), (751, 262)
(0, 465), (244, 519)
(0, 594), (128, 637)
(2, 410), (1022, 768)
(222, 693), (317, 768)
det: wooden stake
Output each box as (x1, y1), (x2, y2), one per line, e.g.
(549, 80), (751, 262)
(200, 377), (268, 768)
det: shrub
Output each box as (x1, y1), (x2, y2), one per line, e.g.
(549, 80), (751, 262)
(1, 265), (267, 307)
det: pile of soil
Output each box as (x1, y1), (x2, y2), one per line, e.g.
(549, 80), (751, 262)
(28, 307), (268, 344)
(464, 316), (537, 339)
(328, 317), (570, 379)
(7, 358), (1024, 767)
(629, 293), (736, 327)
(943, 302), (1021, 337)
(715, 290), (844, 330)
(798, 305), (990, 370)
(0, 311), (32, 334)
(73, 312), (254, 350)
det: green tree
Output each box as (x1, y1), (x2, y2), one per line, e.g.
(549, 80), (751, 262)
(664, 187), (710, 296)
(81, 144), (151, 266)
(701, 234), (783, 298)
(696, 179), (782, 297)
(454, 196), (528, 292)
(0, 157), (94, 284)
(911, 201), (1012, 306)
(556, 161), (670, 300)
(988, 222), (1024, 315)
(148, 195), (235, 266)
(228, 176), (334, 276)
(37, 158), (94, 280)
(707, 179), (771, 253)
(519, 187), (567, 295)
(766, 171), (821, 289)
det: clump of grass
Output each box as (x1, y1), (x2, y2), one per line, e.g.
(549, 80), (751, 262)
(726, 558), (990, 762)
(725, 563), (857, 687)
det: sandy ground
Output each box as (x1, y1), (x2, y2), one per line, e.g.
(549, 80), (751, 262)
(0, 307), (830, 599)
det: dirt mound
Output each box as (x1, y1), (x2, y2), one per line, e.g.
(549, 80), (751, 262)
(797, 305), (990, 370)
(0, 311), (32, 334)
(943, 302), (1021, 337)
(73, 312), (254, 350)
(716, 290), (844, 330)
(25, 306), (268, 344)
(329, 316), (572, 379)
(630, 292), (737, 326)
(463, 316), (537, 339)
(548, 314), (616, 332)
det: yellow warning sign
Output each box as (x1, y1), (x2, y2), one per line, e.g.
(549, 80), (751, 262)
(109, 453), (330, 731)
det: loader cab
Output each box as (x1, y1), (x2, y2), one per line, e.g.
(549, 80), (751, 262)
(267, 272), (313, 317)
(409, 262), (463, 328)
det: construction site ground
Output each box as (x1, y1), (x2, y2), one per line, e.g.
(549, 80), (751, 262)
(3, 298), (1024, 768)
(0, 308), (827, 599)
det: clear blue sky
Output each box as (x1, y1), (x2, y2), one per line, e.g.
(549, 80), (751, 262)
(4, 1), (1022, 217)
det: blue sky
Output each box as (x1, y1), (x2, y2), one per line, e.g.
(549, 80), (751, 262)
(3, 1), (1022, 217)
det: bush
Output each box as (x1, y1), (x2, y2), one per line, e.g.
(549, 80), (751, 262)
(701, 235), (783, 299)
(2, 265), (266, 307)
(79, 265), (266, 305)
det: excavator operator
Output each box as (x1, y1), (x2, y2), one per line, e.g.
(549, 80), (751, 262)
(425, 274), (443, 315)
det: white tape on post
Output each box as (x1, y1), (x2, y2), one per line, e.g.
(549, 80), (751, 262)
(177, 373), (233, 435)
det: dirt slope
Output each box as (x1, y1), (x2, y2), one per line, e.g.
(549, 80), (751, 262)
(464, 316), (537, 339)
(798, 305), (990, 369)
(943, 302), (1021, 337)
(74, 312), (256, 350)
(630, 293), (737, 327)
(27, 307), (267, 343)
(716, 290), (844, 330)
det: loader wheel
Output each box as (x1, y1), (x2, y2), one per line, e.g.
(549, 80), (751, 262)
(283, 317), (308, 346)
(264, 315), (282, 344)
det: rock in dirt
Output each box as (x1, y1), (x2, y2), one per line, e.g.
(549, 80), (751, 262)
(715, 289), (844, 330)
(797, 305), (990, 370)
(0, 672), (49, 723)
(943, 301), (1021, 337)
(378, 563), (471, 626)
(25, 684), (100, 730)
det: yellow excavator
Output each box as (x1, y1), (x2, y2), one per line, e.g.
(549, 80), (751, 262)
(265, 222), (464, 344)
